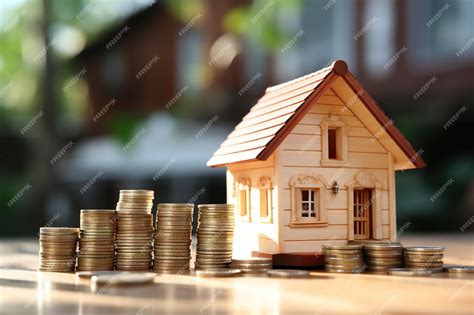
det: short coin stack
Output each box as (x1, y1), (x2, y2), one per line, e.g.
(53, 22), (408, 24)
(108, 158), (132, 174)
(323, 244), (365, 273)
(195, 204), (235, 270)
(77, 210), (116, 271)
(404, 246), (445, 273)
(363, 243), (403, 274)
(231, 257), (273, 275)
(115, 190), (154, 271)
(39, 227), (79, 272)
(153, 203), (194, 274)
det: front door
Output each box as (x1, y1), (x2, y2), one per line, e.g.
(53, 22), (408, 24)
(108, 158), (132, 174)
(353, 188), (373, 240)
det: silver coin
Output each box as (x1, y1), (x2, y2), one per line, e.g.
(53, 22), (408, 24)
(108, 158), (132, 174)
(388, 268), (432, 276)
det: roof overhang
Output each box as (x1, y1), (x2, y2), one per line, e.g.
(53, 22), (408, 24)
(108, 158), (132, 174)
(207, 60), (426, 170)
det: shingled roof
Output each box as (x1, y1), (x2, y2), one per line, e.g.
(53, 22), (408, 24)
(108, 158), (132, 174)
(207, 60), (426, 169)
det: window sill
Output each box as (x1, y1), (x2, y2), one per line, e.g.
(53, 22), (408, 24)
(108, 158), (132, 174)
(321, 159), (350, 167)
(238, 216), (251, 222)
(259, 217), (273, 224)
(289, 221), (328, 228)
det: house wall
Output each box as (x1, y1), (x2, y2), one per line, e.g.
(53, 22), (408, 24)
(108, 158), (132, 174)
(275, 88), (393, 253)
(226, 154), (279, 256)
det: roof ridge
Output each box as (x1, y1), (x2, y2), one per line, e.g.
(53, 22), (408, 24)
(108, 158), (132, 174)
(265, 63), (334, 93)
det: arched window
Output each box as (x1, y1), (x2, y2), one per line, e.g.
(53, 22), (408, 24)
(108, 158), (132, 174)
(236, 178), (251, 221)
(257, 176), (273, 223)
(289, 173), (328, 227)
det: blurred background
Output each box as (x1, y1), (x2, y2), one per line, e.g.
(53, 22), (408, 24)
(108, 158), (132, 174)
(0, 0), (472, 237)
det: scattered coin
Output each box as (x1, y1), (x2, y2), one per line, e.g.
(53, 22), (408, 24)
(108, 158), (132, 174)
(444, 266), (474, 274)
(196, 269), (242, 277)
(91, 272), (156, 285)
(388, 268), (432, 277)
(267, 269), (310, 278)
(76, 271), (123, 279)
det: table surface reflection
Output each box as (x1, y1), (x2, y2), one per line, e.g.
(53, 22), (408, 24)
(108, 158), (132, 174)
(0, 234), (473, 314)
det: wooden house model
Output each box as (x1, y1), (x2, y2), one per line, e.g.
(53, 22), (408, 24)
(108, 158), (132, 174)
(207, 60), (425, 261)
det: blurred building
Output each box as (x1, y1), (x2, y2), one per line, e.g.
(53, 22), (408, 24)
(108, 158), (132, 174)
(5, 0), (468, 236)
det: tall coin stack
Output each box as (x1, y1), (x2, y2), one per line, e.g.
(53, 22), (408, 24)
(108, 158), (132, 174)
(77, 210), (116, 271)
(153, 203), (194, 274)
(195, 204), (235, 270)
(323, 244), (365, 273)
(363, 243), (403, 274)
(115, 190), (154, 271)
(231, 257), (273, 275)
(39, 227), (79, 272)
(404, 246), (445, 273)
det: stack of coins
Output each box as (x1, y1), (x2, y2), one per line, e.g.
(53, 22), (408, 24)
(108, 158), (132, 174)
(115, 190), (154, 271)
(363, 243), (403, 274)
(39, 227), (79, 272)
(323, 244), (365, 273)
(77, 210), (116, 271)
(195, 204), (235, 270)
(404, 246), (445, 273)
(153, 203), (194, 274)
(231, 257), (273, 275)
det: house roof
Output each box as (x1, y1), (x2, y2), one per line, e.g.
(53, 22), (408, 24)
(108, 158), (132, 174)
(207, 60), (426, 169)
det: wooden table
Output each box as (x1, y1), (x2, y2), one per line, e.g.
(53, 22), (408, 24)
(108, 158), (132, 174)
(0, 234), (473, 314)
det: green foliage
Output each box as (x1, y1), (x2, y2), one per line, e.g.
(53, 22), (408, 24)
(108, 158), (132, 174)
(107, 113), (145, 146)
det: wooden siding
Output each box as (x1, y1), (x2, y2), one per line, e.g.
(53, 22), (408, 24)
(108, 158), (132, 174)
(277, 89), (393, 252)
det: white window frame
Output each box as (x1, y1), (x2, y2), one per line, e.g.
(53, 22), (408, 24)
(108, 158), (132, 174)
(321, 115), (349, 167)
(257, 176), (273, 223)
(300, 189), (317, 219)
(289, 174), (328, 227)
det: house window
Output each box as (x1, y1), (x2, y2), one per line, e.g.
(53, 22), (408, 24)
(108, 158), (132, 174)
(257, 176), (273, 223)
(321, 115), (349, 167)
(301, 189), (318, 219)
(260, 189), (268, 217)
(289, 174), (328, 227)
(239, 189), (248, 216)
(328, 128), (338, 159)
(236, 178), (251, 221)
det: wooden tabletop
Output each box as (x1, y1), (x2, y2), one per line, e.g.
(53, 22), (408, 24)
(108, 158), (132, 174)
(0, 234), (473, 314)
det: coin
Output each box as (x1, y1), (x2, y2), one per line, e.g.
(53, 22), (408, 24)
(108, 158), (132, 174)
(152, 203), (193, 273)
(444, 266), (474, 273)
(267, 269), (310, 278)
(196, 269), (241, 277)
(39, 227), (79, 273)
(323, 244), (363, 250)
(388, 268), (432, 276)
(91, 272), (155, 285)
(115, 191), (154, 271)
(404, 247), (445, 254)
(323, 249), (361, 255)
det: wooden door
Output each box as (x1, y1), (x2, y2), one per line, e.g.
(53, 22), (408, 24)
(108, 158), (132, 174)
(353, 189), (373, 240)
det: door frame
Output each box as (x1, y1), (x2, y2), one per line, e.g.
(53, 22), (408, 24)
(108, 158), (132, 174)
(346, 171), (383, 240)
